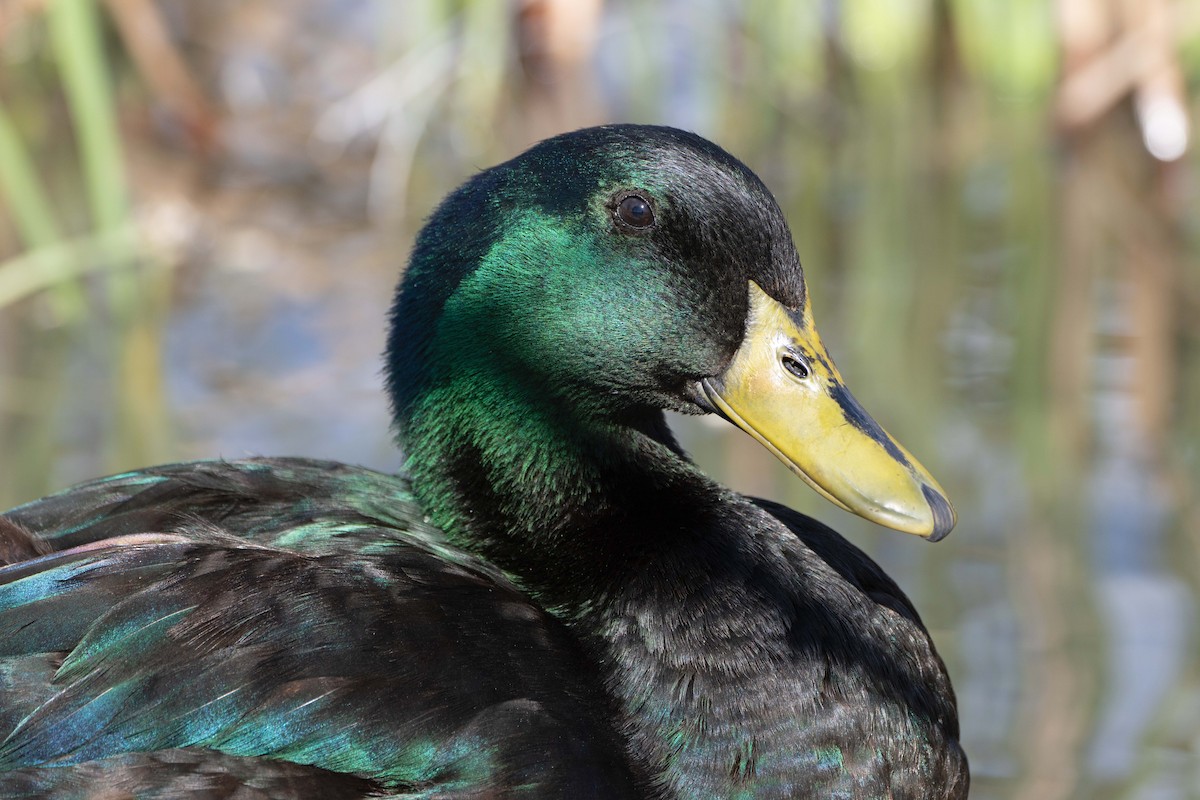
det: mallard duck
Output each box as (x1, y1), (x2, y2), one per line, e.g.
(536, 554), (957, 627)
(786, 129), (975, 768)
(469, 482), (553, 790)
(0, 125), (967, 799)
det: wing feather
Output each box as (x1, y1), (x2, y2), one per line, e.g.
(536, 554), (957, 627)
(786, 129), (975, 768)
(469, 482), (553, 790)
(0, 460), (643, 797)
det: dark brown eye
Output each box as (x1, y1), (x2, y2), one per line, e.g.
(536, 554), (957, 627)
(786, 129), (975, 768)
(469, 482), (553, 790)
(616, 195), (654, 229)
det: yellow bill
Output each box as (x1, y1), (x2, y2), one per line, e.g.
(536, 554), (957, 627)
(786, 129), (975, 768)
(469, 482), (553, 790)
(702, 282), (956, 541)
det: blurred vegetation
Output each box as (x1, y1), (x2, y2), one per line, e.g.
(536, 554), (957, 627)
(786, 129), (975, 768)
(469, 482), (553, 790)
(1, 1), (1200, 798)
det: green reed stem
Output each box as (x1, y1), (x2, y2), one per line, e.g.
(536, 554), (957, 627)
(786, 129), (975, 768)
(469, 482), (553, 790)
(0, 99), (86, 319)
(47, 0), (136, 314)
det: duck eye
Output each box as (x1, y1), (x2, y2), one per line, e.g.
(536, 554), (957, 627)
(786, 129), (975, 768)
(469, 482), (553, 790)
(616, 195), (654, 229)
(782, 353), (810, 381)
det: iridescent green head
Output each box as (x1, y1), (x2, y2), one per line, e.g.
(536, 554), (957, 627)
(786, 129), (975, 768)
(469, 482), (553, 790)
(385, 125), (954, 541)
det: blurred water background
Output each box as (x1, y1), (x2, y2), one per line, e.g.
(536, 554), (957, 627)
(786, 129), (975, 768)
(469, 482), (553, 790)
(1, 1), (1199, 797)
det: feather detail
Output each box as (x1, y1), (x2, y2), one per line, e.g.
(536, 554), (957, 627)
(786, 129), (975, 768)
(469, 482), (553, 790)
(0, 461), (642, 797)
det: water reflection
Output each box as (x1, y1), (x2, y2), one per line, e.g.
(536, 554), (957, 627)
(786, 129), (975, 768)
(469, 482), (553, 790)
(1087, 383), (1193, 790)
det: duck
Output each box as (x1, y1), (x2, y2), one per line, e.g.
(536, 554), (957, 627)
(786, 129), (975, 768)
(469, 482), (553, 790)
(0, 125), (968, 799)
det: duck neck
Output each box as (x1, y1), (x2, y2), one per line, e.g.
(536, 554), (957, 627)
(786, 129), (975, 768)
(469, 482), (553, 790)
(401, 379), (719, 615)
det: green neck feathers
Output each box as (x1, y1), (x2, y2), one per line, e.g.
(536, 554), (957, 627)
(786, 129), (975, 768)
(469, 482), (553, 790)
(390, 206), (712, 608)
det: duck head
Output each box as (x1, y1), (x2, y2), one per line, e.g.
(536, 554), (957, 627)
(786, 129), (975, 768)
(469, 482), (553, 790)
(386, 125), (954, 541)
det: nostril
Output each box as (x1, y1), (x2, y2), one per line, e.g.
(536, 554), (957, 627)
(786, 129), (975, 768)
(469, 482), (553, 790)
(781, 353), (810, 381)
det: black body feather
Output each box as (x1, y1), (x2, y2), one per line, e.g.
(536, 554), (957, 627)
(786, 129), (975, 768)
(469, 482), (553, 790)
(1, 459), (645, 798)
